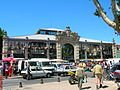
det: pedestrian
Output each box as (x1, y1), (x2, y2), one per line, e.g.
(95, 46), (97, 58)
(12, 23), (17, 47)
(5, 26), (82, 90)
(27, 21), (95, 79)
(109, 61), (113, 69)
(92, 62), (103, 89)
(3, 63), (6, 76)
(75, 64), (86, 90)
(8, 65), (12, 77)
(102, 62), (109, 80)
(26, 64), (31, 80)
(4, 64), (9, 79)
(104, 62), (108, 74)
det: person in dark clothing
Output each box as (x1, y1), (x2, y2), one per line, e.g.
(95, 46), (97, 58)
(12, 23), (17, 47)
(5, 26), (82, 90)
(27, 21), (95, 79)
(26, 64), (31, 80)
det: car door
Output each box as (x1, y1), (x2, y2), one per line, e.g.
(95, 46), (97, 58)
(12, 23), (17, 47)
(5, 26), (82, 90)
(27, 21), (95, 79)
(31, 68), (37, 77)
(36, 68), (45, 77)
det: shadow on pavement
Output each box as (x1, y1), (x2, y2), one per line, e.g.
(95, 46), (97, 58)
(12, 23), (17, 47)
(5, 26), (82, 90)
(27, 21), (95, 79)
(102, 85), (108, 88)
(117, 87), (120, 90)
(82, 86), (91, 89)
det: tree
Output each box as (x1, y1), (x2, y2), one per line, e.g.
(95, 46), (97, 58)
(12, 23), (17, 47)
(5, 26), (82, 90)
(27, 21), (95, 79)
(0, 28), (7, 60)
(92, 0), (120, 34)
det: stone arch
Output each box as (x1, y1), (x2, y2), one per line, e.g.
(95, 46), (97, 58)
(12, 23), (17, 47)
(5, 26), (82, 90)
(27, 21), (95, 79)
(62, 43), (74, 60)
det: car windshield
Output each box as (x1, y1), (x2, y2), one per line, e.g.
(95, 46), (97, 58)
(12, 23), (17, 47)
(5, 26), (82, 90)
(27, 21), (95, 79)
(42, 62), (53, 67)
(58, 64), (63, 67)
(111, 65), (120, 72)
(28, 62), (37, 66)
(116, 65), (120, 70)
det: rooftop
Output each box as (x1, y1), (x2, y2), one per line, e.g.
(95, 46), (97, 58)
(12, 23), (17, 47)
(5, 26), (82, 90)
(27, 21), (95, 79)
(10, 34), (112, 43)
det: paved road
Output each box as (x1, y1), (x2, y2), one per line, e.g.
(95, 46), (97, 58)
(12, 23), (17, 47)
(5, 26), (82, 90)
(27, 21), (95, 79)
(4, 78), (118, 90)
(3, 76), (68, 89)
(3, 72), (93, 90)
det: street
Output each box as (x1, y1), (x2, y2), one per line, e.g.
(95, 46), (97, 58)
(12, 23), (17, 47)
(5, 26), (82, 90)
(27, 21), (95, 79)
(3, 76), (69, 90)
(3, 72), (92, 90)
(3, 72), (118, 90)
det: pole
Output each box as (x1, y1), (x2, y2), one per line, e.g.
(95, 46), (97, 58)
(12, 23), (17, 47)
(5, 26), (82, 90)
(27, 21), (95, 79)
(47, 38), (50, 59)
(85, 40), (87, 59)
(25, 37), (28, 60)
(100, 41), (103, 59)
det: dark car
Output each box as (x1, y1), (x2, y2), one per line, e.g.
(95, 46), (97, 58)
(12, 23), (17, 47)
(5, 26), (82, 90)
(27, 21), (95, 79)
(110, 62), (120, 88)
(111, 62), (120, 79)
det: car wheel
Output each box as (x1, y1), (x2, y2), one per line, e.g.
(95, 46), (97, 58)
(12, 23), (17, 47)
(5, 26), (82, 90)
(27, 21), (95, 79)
(46, 73), (51, 78)
(68, 77), (75, 85)
(23, 76), (26, 79)
(64, 73), (67, 76)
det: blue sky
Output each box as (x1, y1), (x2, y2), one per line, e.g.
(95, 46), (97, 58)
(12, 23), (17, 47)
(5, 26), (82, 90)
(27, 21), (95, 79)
(0, 0), (120, 43)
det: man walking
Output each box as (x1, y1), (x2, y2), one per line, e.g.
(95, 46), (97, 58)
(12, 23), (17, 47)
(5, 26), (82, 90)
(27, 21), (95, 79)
(76, 65), (86, 90)
(26, 64), (31, 80)
(92, 62), (103, 89)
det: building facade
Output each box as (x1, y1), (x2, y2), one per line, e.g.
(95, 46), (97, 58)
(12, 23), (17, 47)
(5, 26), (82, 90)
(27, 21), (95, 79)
(2, 27), (117, 61)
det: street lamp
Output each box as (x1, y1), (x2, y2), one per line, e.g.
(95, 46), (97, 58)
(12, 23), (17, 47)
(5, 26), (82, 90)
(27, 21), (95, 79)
(85, 40), (88, 59)
(100, 41), (103, 59)
(25, 37), (28, 60)
(47, 38), (50, 59)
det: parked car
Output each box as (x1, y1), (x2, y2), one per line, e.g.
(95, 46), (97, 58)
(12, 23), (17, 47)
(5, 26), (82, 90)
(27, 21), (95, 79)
(110, 62), (120, 88)
(52, 63), (77, 76)
(21, 67), (52, 80)
(110, 62), (120, 78)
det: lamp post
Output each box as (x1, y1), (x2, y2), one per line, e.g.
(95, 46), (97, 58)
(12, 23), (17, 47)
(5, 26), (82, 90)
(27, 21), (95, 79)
(47, 38), (50, 59)
(85, 40), (88, 59)
(25, 37), (28, 60)
(100, 41), (103, 59)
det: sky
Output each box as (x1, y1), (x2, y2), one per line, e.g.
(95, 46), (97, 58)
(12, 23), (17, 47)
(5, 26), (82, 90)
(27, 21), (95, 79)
(0, 0), (120, 44)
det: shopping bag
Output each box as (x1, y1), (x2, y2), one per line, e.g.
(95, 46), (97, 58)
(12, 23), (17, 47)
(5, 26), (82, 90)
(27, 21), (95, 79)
(83, 78), (87, 83)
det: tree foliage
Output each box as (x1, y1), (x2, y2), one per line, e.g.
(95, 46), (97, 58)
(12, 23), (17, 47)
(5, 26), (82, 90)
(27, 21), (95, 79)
(91, 0), (120, 35)
(0, 28), (7, 37)
(0, 27), (7, 60)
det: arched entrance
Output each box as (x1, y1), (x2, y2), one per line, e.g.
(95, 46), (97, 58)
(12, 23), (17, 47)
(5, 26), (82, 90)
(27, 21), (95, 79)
(62, 43), (74, 60)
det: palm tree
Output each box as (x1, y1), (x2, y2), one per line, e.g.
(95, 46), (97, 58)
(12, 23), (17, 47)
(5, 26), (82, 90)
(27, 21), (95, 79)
(92, 0), (120, 34)
(0, 28), (7, 60)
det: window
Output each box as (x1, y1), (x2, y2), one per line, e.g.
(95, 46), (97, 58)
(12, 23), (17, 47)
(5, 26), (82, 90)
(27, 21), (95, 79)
(42, 62), (52, 67)
(116, 65), (120, 70)
(65, 66), (70, 69)
(28, 62), (37, 66)
(40, 31), (46, 34)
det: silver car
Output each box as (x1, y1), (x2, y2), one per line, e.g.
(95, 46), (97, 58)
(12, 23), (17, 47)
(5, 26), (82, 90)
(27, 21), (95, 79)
(21, 67), (52, 80)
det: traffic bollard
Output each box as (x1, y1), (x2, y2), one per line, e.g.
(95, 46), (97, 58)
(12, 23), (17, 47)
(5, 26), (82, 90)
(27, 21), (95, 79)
(57, 76), (60, 82)
(19, 82), (23, 88)
(40, 78), (43, 84)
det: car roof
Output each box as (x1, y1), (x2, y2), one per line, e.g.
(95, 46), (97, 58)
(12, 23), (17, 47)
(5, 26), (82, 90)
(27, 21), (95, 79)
(52, 63), (71, 64)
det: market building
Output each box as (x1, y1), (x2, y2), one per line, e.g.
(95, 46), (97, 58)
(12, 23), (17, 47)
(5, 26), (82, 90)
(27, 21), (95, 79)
(1, 26), (119, 61)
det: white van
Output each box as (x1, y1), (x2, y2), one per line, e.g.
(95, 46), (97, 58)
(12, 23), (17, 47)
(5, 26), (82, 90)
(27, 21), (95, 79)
(18, 58), (55, 73)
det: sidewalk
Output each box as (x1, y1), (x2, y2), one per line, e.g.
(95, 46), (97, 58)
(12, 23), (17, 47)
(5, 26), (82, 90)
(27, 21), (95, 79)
(3, 75), (22, 79)
(12, 78), (118, 90)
